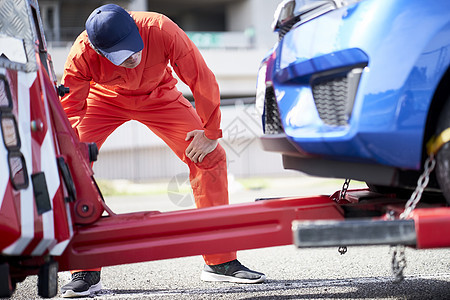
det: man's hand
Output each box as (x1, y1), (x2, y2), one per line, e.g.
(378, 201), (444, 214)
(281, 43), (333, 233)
(185, 130), (219, 163)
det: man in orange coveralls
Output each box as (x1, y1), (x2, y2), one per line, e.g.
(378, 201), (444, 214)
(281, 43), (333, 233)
(60, 3), (265, 298)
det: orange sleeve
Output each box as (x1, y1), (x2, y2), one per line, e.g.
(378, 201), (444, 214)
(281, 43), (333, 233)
(162, 17), (222, 140)
(60, 35), (93, 132)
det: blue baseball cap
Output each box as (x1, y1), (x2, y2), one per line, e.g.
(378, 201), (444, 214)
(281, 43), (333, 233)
(86, 4), (144, 66)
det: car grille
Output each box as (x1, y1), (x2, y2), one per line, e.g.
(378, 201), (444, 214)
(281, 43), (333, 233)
(311, 75), (350, 126)
(264, 85), (284, 134)
(312, 64), (366, 127)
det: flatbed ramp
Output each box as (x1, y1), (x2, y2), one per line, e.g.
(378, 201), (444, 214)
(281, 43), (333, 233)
(57, 195), (342, 270)
(57, 190), (450, 271)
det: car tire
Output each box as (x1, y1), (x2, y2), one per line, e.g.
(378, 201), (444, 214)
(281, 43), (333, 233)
(435, 98), (450, 205)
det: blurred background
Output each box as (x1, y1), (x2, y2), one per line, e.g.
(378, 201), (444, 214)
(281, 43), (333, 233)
(42, 0), (291, 183)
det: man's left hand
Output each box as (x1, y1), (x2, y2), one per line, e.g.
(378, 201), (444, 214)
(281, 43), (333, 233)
(185, 130), (219, 163)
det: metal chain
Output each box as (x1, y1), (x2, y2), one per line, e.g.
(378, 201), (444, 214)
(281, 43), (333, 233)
(340, 179), (351, 200)
(390, 153), (436, 282)
(391, 245), (406, 283)
(336, 179), (351, 255)
(399, 154), (436, 220)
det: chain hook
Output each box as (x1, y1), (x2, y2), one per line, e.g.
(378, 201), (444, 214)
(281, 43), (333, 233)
(338, 246), (347, 255)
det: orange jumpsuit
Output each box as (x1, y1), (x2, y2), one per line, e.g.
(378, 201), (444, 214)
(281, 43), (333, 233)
(61, 11), (236, 267)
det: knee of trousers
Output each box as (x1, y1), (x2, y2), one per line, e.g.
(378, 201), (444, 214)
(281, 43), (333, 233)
(187, 144), (229, 208)
(188, 143), (227, 170)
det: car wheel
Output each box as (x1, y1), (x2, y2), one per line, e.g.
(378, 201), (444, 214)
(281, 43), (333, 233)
(435, 98), (450, 205)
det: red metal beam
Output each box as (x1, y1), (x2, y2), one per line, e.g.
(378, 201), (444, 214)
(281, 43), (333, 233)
(411, 207), (450, 249)
(57, 195), (343, 270)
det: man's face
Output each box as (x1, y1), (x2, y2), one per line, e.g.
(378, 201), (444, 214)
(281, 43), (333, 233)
(120, 51), (142, 68)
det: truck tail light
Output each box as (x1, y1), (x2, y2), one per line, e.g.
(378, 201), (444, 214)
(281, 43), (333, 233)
(7, 151), (29, 190)
(1, 114), (20, 149)
(1, 77), (29, 190)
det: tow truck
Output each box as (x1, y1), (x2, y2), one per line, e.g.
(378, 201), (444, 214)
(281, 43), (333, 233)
(0, 0), (449, 298)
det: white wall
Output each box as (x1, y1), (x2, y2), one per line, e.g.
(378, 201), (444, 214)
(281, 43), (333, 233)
(128, 0), (147, 11)
(47, 0), (280, 97)
(92, 104), (288, 181)
(49, 46), (271, 98)
(227, 0), (279, 49)
(48, 0), (285, 181)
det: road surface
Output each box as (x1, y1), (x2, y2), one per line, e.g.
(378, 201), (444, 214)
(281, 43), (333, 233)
(8, 176), (450, 299)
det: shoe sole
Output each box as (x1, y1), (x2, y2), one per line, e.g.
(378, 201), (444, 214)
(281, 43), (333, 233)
(201, 271), (266, 284)
(61, 282), (102, 298)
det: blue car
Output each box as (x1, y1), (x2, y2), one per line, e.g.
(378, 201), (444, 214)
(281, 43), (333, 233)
(256, 0), (450, 204)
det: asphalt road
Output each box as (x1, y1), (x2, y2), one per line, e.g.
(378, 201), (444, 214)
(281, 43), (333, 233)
(6, 176), (450, 299)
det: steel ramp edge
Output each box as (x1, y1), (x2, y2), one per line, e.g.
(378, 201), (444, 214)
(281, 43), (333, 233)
(293, 207), (450, 249)
(56, 195), (343, 270)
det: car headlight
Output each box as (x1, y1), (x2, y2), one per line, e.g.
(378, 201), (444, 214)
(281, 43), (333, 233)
(255, 62), (268, 119)
(272, 0), (364, 32)
(272, 0), (296, 31)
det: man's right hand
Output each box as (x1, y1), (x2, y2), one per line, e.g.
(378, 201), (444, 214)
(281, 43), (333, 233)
(185, 130), (218, 163)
